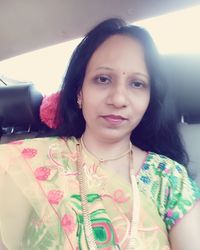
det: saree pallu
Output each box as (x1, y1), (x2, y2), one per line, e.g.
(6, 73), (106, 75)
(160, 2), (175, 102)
(0, 137), (200, 249)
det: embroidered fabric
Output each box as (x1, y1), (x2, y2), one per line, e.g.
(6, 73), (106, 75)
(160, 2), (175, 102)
(0, 137), (200, 249)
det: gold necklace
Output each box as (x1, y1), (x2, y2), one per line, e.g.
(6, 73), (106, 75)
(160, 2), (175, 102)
(80, 136), (132, 164)
(76, 140), (140, 250)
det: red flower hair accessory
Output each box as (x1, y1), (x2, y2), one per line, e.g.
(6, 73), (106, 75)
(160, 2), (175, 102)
(40, 92), (60, 129)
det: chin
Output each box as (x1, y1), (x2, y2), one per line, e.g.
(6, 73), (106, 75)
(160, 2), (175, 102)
(98, 130), (131, 143)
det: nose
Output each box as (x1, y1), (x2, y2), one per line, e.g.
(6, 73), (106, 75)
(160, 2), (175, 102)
(106, 83), (128, 108)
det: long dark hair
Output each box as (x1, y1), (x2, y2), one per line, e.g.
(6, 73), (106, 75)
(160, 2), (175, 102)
(55, 18), (188, 166)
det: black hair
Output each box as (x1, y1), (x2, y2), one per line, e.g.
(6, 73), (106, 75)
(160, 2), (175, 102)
(55, 18), (188, 166)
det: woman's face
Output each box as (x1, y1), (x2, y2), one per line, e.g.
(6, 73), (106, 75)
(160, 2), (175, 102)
(79, 35), (150, 142)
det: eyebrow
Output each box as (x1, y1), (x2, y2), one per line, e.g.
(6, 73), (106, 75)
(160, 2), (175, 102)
(95, 66), (113, 71)
(95, 66), (149, 80)
(133, 72), (149, 81)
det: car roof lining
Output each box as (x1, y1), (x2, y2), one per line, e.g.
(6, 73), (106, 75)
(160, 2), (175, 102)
(1, 0), (200, 61)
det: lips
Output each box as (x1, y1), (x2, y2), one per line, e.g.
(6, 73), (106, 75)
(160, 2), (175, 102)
(101, 114), (127, 124)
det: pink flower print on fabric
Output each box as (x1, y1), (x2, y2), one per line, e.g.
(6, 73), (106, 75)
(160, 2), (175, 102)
(34, 167), (51, 181)
(47, 190), (64, 205)
(113, 189), (129, 203)
(61, 214), (75, 234)
(22, 148), (37, 159)
(164, 168), (170, 174)
(166, 210), (173, 218)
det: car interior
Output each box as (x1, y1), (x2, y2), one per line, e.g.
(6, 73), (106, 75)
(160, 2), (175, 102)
(0, 0), (200, 186)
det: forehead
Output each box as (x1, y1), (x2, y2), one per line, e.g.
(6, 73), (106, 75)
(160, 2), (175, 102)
(86, 35), (147, 73)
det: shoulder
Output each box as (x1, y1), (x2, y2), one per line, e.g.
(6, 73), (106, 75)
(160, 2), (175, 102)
(142, 151), (189, 178)
(140, 151), (200, 200)
(0, 136), (77, 152)
(138, 151), (200, 230)
(0, 137), (58, 163)
(0, 136), (77, 173)
(138, 151), (184, 186)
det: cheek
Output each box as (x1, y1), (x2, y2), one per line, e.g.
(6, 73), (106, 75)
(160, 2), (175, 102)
(81, 92), (99, 117)
(143, 89), (150, 106)
(138, 104), (149, 118)
(82, 86), (104, 107)
(144, 94), (150, 111)
(132, 92), (150, 114)
(142, 99), (150, 116)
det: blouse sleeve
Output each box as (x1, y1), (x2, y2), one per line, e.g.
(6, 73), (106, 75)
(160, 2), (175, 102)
(140, 153), (200, 232)
(162, 159), (200, 231)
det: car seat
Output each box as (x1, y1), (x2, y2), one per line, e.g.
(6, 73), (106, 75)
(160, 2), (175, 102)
(164, 55), (200, 185)
(0, 83), (44, 143)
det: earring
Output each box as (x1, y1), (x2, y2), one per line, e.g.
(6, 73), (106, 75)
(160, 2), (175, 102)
(77, 98), (82, 109)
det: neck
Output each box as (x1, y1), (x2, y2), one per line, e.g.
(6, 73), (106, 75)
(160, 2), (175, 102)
(81, 132), (131, 161)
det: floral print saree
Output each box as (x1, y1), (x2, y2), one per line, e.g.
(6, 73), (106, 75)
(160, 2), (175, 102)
(0, 137), (200, 249)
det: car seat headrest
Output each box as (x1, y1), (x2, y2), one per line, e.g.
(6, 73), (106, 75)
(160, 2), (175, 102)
(0, 83), (43, 128)
(164, 55), (200, 124)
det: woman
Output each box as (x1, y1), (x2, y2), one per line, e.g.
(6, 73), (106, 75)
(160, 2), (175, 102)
(0, 18), (200, 250)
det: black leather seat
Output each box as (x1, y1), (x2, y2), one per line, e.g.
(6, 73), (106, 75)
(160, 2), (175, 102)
(0, 83), (43, 143)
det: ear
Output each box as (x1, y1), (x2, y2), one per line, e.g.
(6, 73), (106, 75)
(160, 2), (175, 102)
(77, 91), (82, 109)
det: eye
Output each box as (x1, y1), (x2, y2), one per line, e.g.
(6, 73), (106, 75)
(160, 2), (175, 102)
(95, 75), (111, 85)
(130, 80), (146, 89)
